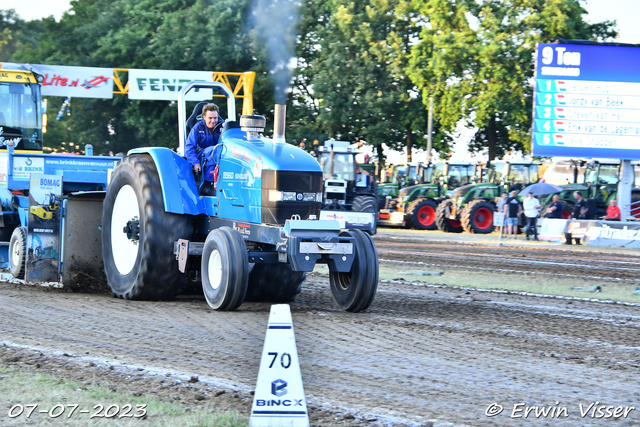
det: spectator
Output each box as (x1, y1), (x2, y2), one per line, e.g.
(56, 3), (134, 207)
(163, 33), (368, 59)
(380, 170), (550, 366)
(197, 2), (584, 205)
(496, 192), (508, 236)
(503, 190), (522, 239)
(523, 191), (541, 241)
(573, 191), (588, 219)
(546, 194), (564, 219)
(602, 199), (621, 221)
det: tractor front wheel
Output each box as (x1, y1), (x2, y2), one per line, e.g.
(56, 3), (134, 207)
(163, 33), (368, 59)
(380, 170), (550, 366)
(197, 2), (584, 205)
(9, 226), (27, 279)
(201, 227), (249, 311)
(462, 200), (495, 234)
(407, 198), (438, 230)
(435, 199), (463, 233)
(329, 229), (378, 312)
(102, 154), (193, 300)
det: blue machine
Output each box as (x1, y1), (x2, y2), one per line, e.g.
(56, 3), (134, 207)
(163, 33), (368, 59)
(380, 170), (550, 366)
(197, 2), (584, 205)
(0, 147), (119, 276)
(100, 82), (379, 312)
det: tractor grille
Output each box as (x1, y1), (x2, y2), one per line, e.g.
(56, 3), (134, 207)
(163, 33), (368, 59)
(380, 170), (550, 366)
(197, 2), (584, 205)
(261, 170), (323, 225)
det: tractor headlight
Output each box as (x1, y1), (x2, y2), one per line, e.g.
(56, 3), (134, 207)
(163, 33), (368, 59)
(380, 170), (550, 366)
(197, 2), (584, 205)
(269, 190), (322, 202)
(282, 191), (297, 201)
(269, 190), (282, 202)
(303, 192), (317, 202)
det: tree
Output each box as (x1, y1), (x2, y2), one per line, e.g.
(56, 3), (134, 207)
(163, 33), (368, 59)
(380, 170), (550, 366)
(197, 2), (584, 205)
(405, 0), (617, 162)
(0, 10), (48, 62)
(295, 0), (442, 164)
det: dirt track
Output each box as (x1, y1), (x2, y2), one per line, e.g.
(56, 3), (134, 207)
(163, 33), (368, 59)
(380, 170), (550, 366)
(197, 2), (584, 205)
(1, 231), (640, 426)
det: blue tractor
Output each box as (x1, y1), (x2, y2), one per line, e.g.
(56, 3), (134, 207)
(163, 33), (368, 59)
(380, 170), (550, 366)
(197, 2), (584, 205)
(100, 82), (379, 312)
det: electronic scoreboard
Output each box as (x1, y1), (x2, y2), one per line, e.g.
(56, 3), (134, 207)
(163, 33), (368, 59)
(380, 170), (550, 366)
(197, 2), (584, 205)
(532, 42), (640, 160)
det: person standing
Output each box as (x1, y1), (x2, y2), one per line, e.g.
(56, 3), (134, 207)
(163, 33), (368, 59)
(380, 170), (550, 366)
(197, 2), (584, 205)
(573, 191), (588, 219)
(496, 192), (508, 236)
(602, 198), (621, 221)
(503, 190), (522, 239)
(523, 191), (541, 241)
(546, 194), (564, 219)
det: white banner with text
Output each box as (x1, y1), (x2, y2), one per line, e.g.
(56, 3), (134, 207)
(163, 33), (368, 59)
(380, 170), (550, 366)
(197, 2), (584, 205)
(1, 62), (114, 99)
(128, 69), (213, 101)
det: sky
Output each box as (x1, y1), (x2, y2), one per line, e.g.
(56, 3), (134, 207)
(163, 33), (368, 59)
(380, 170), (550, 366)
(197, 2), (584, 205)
(7, 0), (640, 44)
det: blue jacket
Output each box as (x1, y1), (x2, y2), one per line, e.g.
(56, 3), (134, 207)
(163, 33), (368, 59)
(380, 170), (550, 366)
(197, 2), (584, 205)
(185, 119), (223, 166)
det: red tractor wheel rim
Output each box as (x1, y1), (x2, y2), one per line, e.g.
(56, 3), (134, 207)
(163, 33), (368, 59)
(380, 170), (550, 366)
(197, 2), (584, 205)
(474, 207), (493, 229)
(417, 205), (435, 226)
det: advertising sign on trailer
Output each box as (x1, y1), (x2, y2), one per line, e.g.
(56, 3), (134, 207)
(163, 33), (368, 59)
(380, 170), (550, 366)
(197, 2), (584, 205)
(532, 43), (640, 160)
(26, 174), (63, 282)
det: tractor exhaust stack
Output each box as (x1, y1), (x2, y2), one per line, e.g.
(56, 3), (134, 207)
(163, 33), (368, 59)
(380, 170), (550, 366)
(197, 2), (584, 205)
(273, 104), (286, 143)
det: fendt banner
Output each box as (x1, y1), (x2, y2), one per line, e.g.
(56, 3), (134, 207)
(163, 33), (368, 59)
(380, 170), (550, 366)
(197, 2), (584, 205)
(1, 62), (114, 99)
(532, 43), (640, 160)
(128, 69), (214, 101)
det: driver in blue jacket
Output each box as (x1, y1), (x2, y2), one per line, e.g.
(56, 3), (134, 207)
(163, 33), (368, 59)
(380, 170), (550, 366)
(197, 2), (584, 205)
(185, 103), (223, 194)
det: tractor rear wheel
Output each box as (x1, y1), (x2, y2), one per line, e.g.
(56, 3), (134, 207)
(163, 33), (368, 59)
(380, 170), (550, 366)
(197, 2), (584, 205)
(329, 229), (378, 312)
(245, 264), (305, 303)
(352, 195), (378, 235)
(435, 199), (463, 233)
(102, 154), (193, 300)
(201, 227), (249, 310)
(407, 198), (438, 230)
(462, 200), (495, 234)
(9, 226), (27, 279)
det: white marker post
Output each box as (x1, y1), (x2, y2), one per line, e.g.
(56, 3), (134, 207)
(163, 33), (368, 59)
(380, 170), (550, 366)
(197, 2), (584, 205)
(250, 304), (309, 427)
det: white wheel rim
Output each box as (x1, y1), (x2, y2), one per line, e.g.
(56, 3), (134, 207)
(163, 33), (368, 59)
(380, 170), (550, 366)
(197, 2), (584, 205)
(11, 238), (21, 266)
(111, 185), (140, 275)
(208, 249), (223, 290)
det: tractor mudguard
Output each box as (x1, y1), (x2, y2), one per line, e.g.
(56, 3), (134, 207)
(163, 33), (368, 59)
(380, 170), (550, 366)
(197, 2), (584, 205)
(128, 147), (203, 215)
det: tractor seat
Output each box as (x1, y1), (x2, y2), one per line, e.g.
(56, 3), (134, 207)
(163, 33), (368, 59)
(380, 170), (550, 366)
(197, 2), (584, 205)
(221, 120), (240, 133)
(185, 102), (209, 137)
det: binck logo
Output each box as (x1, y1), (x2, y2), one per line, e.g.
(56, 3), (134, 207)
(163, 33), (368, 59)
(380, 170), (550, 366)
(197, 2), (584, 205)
(271, 379), (287, 397)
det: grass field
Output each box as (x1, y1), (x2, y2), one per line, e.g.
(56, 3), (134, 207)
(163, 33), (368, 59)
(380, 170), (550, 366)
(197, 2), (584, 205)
(377, 264), (640, 303)
(0, 366), (247, 427)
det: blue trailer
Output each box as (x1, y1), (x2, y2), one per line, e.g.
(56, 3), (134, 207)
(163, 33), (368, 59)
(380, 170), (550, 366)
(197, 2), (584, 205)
(1, 68), (120, 284)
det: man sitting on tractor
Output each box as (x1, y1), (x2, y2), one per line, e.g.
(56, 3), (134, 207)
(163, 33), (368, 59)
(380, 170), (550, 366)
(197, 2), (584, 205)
(185, 103), (223, 195)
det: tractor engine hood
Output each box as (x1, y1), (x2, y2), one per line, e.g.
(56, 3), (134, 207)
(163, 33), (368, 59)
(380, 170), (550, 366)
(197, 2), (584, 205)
(452, 184), (474, 199)
(398, 185), (419, 199)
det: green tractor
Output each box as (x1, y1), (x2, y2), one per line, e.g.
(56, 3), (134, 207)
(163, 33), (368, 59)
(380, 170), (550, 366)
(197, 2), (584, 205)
(378, 163), (429, 202)
(379, 162), (476, 230)
(436, 161), (540, 233)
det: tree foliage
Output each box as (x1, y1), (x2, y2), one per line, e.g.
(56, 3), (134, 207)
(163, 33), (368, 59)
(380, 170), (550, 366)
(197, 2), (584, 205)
(293, 0), (444, 163)
(0, 0), (618, 160)
(404, 0), (616, 162)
